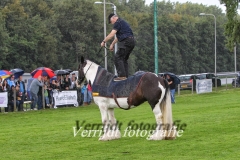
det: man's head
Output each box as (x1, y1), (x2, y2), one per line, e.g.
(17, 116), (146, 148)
(10, 75), (15, 80)
(108, 13), (118, 24)
(37, 75), (42, 81)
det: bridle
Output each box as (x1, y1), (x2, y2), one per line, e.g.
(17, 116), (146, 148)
(78, 46), (110, 85)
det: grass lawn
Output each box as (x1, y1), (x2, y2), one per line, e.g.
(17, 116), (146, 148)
(0, 88), (240, 159)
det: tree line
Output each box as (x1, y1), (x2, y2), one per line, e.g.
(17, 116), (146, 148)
(0, 0), (239, 75)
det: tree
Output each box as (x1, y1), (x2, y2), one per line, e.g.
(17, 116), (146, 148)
(0, 12), (9, 69)
(220, 0), (239, 50)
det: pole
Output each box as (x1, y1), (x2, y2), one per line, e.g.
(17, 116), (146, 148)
(214, 14), (217, 90)
(154, 0), (158, 74)
(234, 44), (237, 87)
(113, 5), (117, 75)
(104, 0), (107, 69)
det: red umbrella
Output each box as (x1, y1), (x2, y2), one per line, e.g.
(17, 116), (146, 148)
(31, 67), (55, 78)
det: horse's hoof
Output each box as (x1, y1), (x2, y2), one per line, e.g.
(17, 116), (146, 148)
(147, 136), (164, 140)
(164, 137), (176, 140)
(147, 130), (164, 140)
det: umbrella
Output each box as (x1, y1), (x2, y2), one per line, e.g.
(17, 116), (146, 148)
(54, 70), (69, 75)
(10, 68), (24, 79)
(50, 76), (57, 82)
(0, 70), (12, 79)
(63, 69), (73, 73)
(163, 72), (180, 84)
(31, 67), (55, 78)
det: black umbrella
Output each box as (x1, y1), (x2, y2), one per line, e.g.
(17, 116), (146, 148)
(63, 69), (73, 73)
(10, 68), (24, 79)
(163, 72), (180, 84)
(54, 70), (69, 75)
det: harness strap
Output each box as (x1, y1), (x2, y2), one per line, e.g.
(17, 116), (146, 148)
(112, 72), (149, 110)
(112, 93), (131, 110)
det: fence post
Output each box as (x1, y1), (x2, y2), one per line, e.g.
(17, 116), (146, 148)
(226, 77), (227, 90)
(192, 81), (193, 94)
(1, 107), (5, 113)
(178, 84), (180, 95)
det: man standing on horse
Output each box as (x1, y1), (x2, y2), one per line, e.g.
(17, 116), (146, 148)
(100, 13), (135, 81)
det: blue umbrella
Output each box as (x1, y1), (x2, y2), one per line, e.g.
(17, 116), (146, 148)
(50, 76), (57, 82)
(10, 68), (24, 79)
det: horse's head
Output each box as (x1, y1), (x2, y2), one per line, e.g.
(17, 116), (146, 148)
(78, 56), (87, 85)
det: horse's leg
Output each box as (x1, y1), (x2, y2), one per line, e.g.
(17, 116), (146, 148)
(107, 108), (121, 140)
(147, 100), (165, 140)
(98, 104), (111, 141)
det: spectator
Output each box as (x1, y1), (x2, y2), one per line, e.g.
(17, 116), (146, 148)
(2, 79), (10, 92)
(0, 78), (3, 92)
(37, 85), (43, 110)
(69, 73), (77, 90)
(8, 85), (18, 112)
(15, 85), (22, 111)
(50, 79), (58, 107)
(44, 85), (50, 107)
(15, 75), (26, 111)
(56, 75), (63, 90)
(7, 75), (16, 87)
(29, 75), (43, 110)
(81, 82), (87, 106)
(166, 74), (176, 104)
(83, 81), (92, 106)
(64, 73), (71, 90)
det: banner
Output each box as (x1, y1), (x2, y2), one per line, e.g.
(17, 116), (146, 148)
(53, 90), (78, 107)
(0, 92), (8, 107)
(196, 79), (212, 94)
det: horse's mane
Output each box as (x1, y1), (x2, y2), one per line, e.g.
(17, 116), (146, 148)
(87, 60), (115, 87)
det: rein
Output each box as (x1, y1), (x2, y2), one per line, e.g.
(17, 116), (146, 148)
(82, 46), (111, 82)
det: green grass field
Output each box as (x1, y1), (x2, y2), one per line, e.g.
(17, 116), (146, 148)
(1, 88), (240, 159)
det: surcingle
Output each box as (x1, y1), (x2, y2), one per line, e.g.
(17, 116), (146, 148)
(92, 67), (147, 98)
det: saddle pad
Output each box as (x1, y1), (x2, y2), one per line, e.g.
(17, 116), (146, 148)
(92, 67), (146, 97)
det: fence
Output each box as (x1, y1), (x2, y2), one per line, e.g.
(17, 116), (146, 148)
(177, 72), (239, 95)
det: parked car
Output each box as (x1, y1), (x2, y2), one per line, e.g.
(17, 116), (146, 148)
(197, 73), (221, 87)
(232, 76), (240, 87)
(178, 74), (200, 90)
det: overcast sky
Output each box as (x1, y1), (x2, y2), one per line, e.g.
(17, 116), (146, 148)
(145, 0), (226, 12)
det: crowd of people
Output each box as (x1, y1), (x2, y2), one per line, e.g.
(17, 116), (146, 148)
(0, 73), (93, 113)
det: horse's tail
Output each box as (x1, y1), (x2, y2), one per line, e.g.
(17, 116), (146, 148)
(160, 79), (176, 139)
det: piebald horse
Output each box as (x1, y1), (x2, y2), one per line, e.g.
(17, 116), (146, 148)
(78, 57), (176, 141)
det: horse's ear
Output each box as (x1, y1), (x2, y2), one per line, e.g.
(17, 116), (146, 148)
(81, 56), (84, 64)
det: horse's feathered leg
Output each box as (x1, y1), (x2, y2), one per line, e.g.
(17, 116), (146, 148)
(147, 82), (165, 140)
(107, 108), (121, 140)
(98, 105), (110, 141)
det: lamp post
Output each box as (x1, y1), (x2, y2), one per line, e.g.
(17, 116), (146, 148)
(94, 1), (107, 69)
(95, 1), (117, 73)
(199, 13), (217, 89)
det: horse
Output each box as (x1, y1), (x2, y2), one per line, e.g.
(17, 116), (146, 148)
(78, 56), (176, 141)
